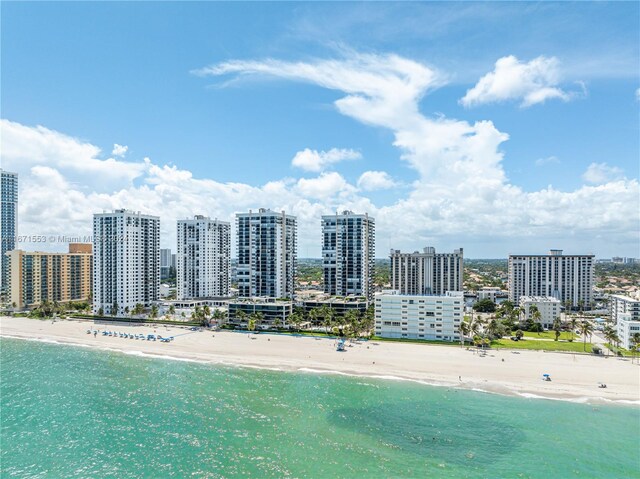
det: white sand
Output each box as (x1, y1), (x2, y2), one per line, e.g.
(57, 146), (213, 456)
(2, 316), (638, 405)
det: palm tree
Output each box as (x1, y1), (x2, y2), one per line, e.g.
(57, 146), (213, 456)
(247, 318), (256, 332)
(552, 318), (562, 341)
(235, 309), (247, 326)
(320, 305), (334, 334)
(603, 326), (617, 356)
(133, 303), (144, 316)
(149, 304), (158, 320)
(97, 307), (104, 317)
(111, 301), (118, 317)
(569, 316), (578, 342)
(531, 307), (543, 333)
(631, 333), (640, 364)
(486, 318), (501, 340)
(212, 309), (226, 327)
(308, 307), (321, 327)
(288, 311), (303, 331)
(579, 320), (594, 352)
(168, 305), (176, 317)
(250, 312), (264, 330)
(459, 320), (470, 347)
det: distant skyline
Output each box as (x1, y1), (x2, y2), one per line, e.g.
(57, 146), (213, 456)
(1, 2), (638, 258)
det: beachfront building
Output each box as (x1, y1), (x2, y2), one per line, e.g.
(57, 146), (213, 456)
(92, 210), (160, 315)
(300, 296), (368, 318)
(228, 298), (293, 328)
(508, 250), (594, 310)
(374, 290), (464, 341)
(6, 243), (93, 310)
(160, 248), (173, 279)
(518, 296), (561, 330)
(237, 209), (296, 299)
(616, 313), (640, 350)
(1, 169), (18, 294)
(390, 247), (464, 296)
(176, 216), (231, 300)
(322, 211), (375, 302)
(609, 294), (640, 325)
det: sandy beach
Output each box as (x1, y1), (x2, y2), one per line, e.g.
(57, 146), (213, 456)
(2, 316), (638, 405)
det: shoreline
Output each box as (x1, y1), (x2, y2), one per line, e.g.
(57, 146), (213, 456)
(2, 316), (639, 406)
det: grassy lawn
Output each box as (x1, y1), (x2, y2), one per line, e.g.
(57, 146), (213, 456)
(370, 336), (461, 347)
(491, 338), (593, 353)
(521, 331), (577, 341)
(604, 343), (637, 358)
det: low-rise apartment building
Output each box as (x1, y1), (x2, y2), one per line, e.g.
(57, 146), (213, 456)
(616, 313), (640, 350)
(374, 290), (464, 341)
(519, 296), (561, 329)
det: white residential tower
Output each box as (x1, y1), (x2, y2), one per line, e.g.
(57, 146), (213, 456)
(177, 215), (230, 299)
(92, 210), (160, 315)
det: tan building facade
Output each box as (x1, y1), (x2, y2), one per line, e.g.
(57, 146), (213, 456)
(7, 244), (92, 309)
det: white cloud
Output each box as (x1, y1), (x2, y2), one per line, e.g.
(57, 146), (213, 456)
(296, 172), (356, 200)
(291, 148), (361, 172)
(2, 51), (637, 257)
(460, 55), (578, 108)
(196, 51), (639, 254)
(357, 171), (397, 191)
(535, 156), (560, 166)
(0, 119), (146, 189)
(636, 87), (640, 101)
(582, 162), (625, 185)
(112, 144), (128, 157)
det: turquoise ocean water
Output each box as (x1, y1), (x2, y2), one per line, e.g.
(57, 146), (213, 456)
(1, 337), (639, 478)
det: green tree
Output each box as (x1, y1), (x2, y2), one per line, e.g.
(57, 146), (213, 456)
(111, 301), (118, 317)
(631, 333), (640, 364)
(97, 307), (104, 317)
(308, 307), (322, 327)
(459, 320), (470, 347)
(288, 311), (303, 332)
(473, 298), (496, 313)
(250, 312), (264, 330)
(212, 309), (226, 326)
(133, 303), (144, 316)
(168, 305), (176, 316)
(552, 318), (562, 341)
(515, 329), (524, 340)
(579, 320), (594, 352)
(486, 318), (503, 340)
(149, 304), (158, 319)
(235, 309), (247, 325)
(248, 318), (256, 332)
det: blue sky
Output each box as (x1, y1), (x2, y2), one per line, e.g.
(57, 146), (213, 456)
(1, 2), (638, 258)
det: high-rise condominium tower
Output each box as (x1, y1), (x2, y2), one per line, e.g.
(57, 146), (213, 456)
(1, 169), (18, 293)
(508, 249), (594, 310)
(177, 216), (230, 299)
(322, 211), (375, 301)
(92, 210), (160, 315)
(390, 247), (464, 296)
(236, 209), (296, 299)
